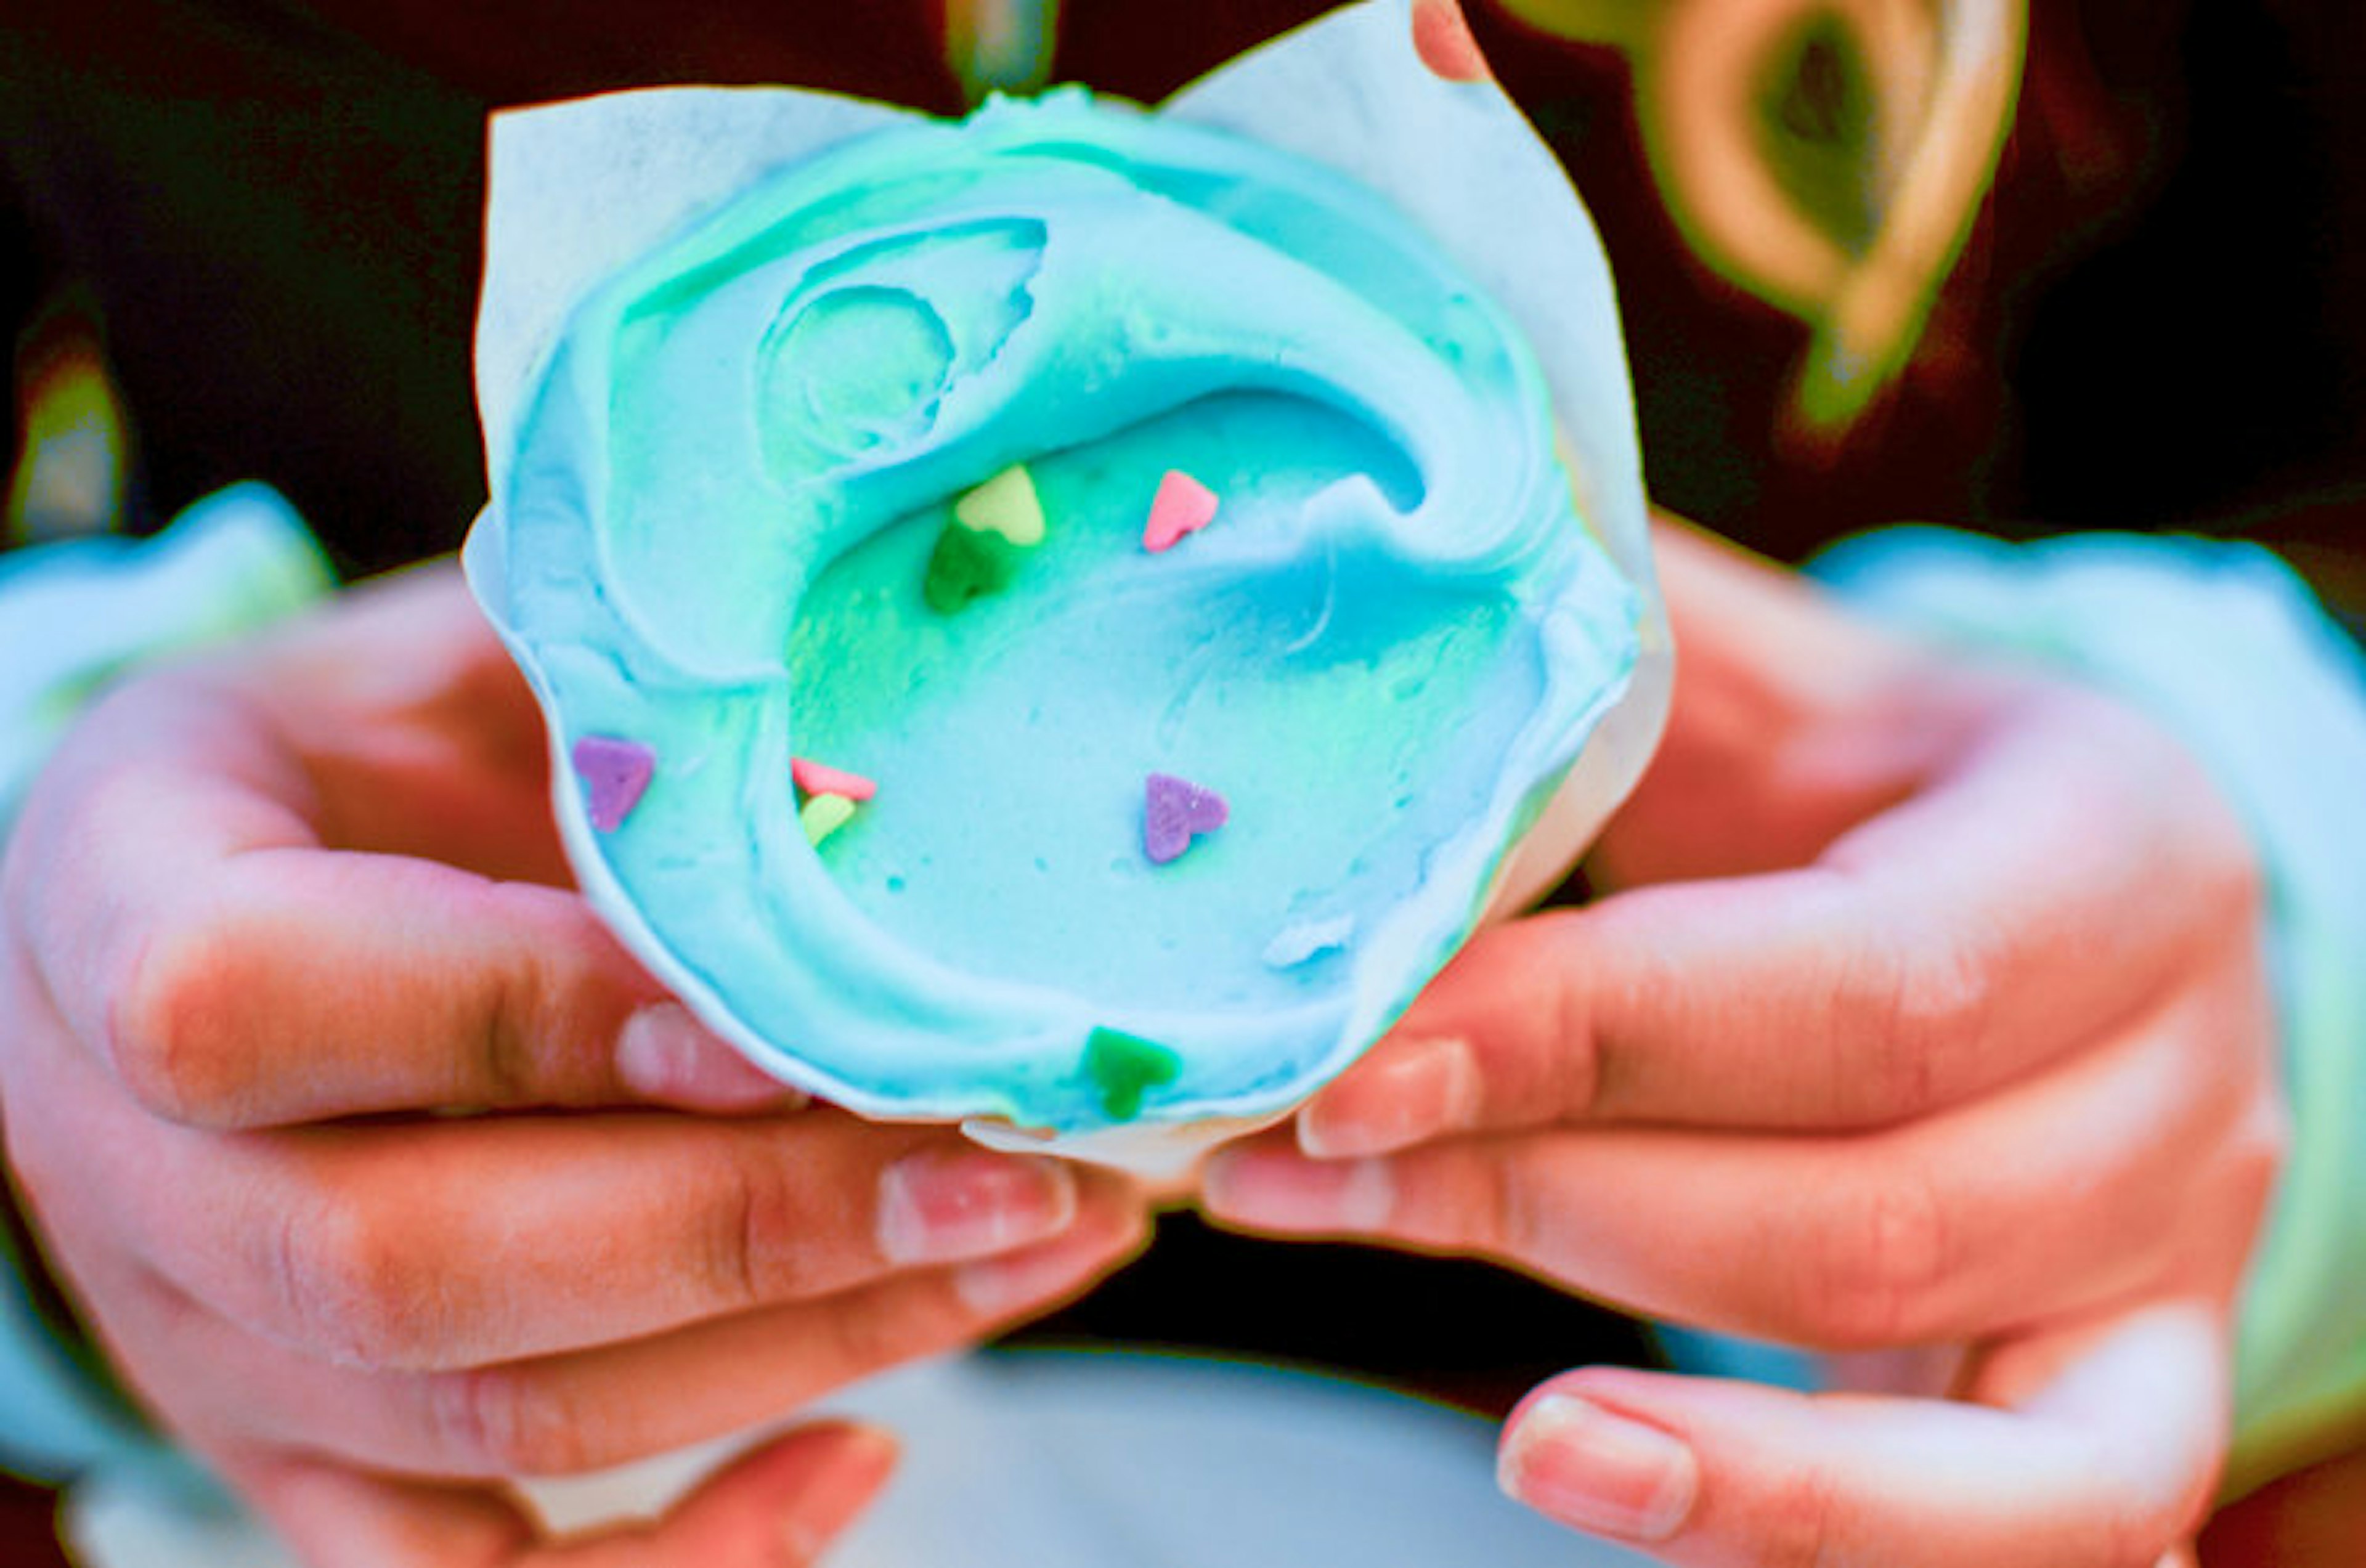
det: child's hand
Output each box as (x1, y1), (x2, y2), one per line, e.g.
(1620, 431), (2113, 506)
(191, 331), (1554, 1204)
(0, 561), (1150, 1566)
(1204, 521), (2282, 1567)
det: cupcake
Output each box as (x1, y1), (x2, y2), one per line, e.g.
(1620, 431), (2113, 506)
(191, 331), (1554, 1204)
(467, 2), (1665, 1169)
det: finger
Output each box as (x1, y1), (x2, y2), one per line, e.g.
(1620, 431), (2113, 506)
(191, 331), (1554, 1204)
(4, 564), (786, 1125)
(9, 758), (788, 1124)
(228, 1419), (895, 1568)
(1298, 682), (2259, 1153)
(11, 1012), (949, 1373)
(1494, 1302), (2227, 1568)
(1211, 976), (2274, 1348)
(126, 853), (804, 1123)
(169, 1198), (1147, 1478)
(1410, 0), (1490, 81)
(102, 1100), (1124, 1370)
(1591, 520), (1955, 885)
(233, 561), (569, 877)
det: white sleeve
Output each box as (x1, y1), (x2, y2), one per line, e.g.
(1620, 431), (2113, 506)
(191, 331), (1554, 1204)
(1813, 526), (2366, 1498)
(0, 482), (333, 1481)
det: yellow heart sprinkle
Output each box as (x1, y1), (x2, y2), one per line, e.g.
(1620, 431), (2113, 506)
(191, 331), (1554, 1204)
(953, 463), (1046, 547)
(800, 792), (859, 847)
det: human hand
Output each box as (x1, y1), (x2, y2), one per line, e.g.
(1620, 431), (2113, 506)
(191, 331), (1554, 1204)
(0, 560), (1150, 1566)
(1201, 520), (2283, 1567)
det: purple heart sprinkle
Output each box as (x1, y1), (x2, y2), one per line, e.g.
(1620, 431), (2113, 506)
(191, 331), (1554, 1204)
(1145, 772), (1228, 865)
(572, 735), (656, 832)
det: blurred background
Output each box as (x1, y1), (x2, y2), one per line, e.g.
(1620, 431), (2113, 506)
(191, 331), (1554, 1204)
(6, 0), (2364, 1559)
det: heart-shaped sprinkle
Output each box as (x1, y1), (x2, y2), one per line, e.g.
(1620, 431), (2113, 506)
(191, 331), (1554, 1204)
(922, 519), (1024, 612)
(800, 792), (858, 847)
(572, 736), (654, 832)
(1081, 1026), (1182, 1121)
(792, 757), (877, 802)
(1144, 771), (1228, 864)
(1142, 469), (1218, 553)
(953, 463), (1046, 546)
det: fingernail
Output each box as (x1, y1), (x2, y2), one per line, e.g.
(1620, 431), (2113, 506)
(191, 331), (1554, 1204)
(1200, 1147), (1394, 1232)
(1412, 0), (1492, 82)
(779, 1424), (898, 1564)
(1498, 1394), (1697, 1543)
(617, 1001), (805, 1110)
(1299, 1035), (1479, 1157)
(877, 1147), (1078, 1265)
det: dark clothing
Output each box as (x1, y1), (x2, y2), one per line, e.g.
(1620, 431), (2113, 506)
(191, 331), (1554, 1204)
(8, 0), (2366, 591)
(0, 0), (1323, 574)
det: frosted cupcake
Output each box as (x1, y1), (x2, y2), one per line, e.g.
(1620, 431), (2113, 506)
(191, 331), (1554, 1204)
(468, 5), (1664, 1168)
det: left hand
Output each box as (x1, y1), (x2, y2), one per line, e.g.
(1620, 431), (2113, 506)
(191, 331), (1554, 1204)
(1200, 520), (2284, 1567)
(0, 560), (1149, 1566)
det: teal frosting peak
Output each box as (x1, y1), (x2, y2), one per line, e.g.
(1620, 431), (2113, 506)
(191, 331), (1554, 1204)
(482, 89), (1641, 1135)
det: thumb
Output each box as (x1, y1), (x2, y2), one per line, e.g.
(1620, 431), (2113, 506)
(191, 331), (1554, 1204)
(1497, 1302), (2224, 1568)
(1593, 518), (1955, 885)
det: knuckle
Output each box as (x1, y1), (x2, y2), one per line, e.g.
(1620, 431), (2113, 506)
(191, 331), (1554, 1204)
(473, 895), (564, 1107)
(430, 1363), (593, 1476)
(1755, 1461), (1844, 1568)
(698, 1145), (802, 1307)
(104, 924), (242, 1126)
(821, 1291), (911, 1375)
(1540, 948), (1605, 1114)
(1390, 1148), (1513, 1257)
(824, 1280), (966, 1379)
(470, 884), (624, 1105)
(1478, 1153), (1540, 1261)
(1799, 1168), (1949, 1348)
(1850, 930), (1993, 1123)
(474, 964), (540, 1107)
(269, 1189), (435, 1369)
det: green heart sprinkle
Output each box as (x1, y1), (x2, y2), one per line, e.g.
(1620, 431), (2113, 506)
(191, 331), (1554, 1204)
(922, 519), (1025, 612)
(1081, 1026), (1182, 1122)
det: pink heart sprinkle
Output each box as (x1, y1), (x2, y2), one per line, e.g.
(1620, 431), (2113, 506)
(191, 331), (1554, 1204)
(572, 735), (655, 832)
(1142, 469), (1219, 554)
(792, 757), (878, 802)
(1145, 772), (1229, 864)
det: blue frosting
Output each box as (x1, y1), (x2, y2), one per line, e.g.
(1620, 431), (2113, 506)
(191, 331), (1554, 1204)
(481, 89), (1641, 1134)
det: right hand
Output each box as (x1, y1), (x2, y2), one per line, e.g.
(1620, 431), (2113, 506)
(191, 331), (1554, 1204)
(1203, 521), (2282, 1568)
(0, 559), (1150, 1566)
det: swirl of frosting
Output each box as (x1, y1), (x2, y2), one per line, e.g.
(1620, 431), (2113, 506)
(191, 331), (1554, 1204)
(487, 89), (1641, 1140)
